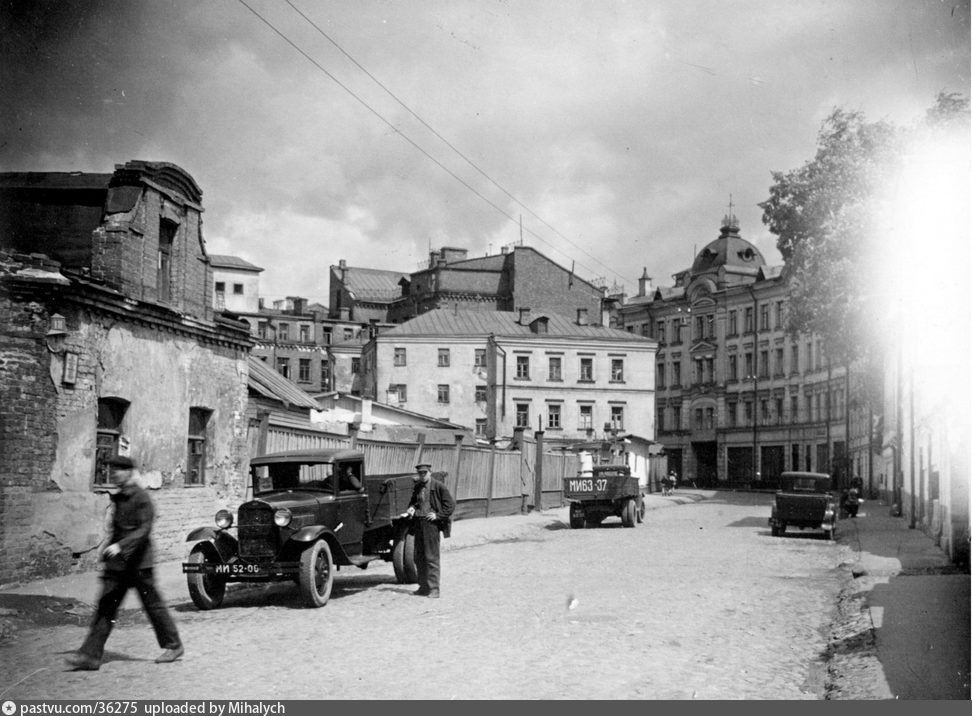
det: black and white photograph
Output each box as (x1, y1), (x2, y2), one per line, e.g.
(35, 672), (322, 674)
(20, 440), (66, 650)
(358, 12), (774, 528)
(1, 0), (969, 702)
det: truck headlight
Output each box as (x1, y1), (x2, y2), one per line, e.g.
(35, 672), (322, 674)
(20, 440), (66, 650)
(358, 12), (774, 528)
(274, 508), (293, 527)
(215, 509), (234, 529)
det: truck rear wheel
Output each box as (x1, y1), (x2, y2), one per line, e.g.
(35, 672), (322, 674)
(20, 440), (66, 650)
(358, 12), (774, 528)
(569, 509), (585, 529)
(186, 545), (226, 610)
(392, 532), (417, 584)
(299, 540), (334, 607)
(621, 499), (637, 528)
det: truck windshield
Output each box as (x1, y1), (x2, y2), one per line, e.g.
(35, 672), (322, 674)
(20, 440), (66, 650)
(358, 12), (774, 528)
(252, 463), (333, 493)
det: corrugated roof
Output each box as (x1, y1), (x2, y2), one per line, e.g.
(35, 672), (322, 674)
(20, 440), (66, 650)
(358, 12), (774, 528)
(209, 254), (264, 272)
(338, 266), (409, 302)
(383, 308), (654, 342)
(248, 355), (321, 409)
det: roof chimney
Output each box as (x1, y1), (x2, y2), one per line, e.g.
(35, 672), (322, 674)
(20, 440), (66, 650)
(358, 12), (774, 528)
(518, 307), (531, 325)
(576, 308), (589, 326)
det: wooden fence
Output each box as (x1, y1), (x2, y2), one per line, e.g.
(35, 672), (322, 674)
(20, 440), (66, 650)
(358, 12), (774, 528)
(249, 421), (579, 519)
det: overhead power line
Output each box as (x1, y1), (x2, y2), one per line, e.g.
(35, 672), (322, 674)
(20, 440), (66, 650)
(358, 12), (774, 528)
(236, 0), (628, 287)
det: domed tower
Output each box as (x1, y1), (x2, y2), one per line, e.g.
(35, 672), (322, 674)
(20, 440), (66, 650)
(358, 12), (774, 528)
(687, 211), (766, 295)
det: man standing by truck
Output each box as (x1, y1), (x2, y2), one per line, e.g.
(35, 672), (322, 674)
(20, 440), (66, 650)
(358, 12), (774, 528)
(405, 463), (455, 599)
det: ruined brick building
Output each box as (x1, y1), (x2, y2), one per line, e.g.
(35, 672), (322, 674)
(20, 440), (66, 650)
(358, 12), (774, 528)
(0, 161), (252, 584)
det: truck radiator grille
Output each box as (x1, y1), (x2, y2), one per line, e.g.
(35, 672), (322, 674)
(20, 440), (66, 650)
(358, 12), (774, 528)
(237, 503), (276, 559)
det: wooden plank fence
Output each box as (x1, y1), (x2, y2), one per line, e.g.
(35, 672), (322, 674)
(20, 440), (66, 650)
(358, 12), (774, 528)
(249, 421), (580, 520)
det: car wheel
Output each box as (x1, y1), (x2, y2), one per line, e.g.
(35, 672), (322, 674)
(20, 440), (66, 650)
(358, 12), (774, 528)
(778, 522), (786, 535)
(770, 523), (780, 537)
(299, 540), (334, 608)
(621, 499), (637, 528)
(637, 497), (645, 523)
(392, 532), (418, 584)
(569, 510), (585, 529)
(186, 545), (226, 610)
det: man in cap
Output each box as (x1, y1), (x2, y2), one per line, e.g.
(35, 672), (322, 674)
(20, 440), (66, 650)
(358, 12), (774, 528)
(66, 455), (183, 670)
(404, 463), (455, 598)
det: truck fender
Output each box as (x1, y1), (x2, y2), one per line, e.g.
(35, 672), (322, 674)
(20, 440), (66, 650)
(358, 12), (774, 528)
(186, 529), (238, 563)
(288, 526), (352, 565)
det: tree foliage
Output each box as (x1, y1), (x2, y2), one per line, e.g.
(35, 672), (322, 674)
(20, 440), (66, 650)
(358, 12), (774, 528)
(759, 93), (968, 366)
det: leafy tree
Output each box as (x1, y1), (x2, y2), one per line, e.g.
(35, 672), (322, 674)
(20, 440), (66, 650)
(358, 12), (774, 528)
(759, 108), (901, 366)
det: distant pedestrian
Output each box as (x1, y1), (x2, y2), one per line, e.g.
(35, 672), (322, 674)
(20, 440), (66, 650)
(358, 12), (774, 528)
(66, 455), (183, 671)
(669, 469), (679, 493)
(402, 463), (455, 598)
(661, 473), (672, 496)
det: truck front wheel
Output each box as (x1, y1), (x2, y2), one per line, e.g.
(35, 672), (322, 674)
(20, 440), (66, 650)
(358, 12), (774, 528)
(186, 545), (226, 610)
(392, 532), (417, 584)
(299, 540), (334, 607)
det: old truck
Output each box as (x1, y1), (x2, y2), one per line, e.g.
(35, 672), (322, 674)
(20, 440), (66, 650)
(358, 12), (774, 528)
(768, 471), (839, 540)
(564, 464), (644, 528)
(182, 448), (419, 609)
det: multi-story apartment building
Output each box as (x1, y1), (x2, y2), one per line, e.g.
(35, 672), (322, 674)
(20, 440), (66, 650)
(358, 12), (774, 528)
(619, 215), (856, 489)
(331, 244), (608, 325)
(361, 307), (657, 446)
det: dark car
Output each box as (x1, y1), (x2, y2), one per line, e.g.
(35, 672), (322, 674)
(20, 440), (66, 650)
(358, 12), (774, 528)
(769, 471), (838, 540)
(182, 449), (416, 609)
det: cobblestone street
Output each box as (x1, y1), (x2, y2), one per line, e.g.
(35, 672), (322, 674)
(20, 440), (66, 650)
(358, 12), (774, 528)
(1, 492), (861, 700)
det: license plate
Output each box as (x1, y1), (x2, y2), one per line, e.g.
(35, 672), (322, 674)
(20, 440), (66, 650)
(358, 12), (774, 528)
(565, 478), (609, 494)
(183, 561), (264, 576)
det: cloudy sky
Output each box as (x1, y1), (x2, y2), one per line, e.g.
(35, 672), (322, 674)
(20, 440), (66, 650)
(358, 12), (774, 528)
(2, 0), (968, 304)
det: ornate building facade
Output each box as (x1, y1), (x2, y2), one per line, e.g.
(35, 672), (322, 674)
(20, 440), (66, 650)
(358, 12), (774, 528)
(619, 216), (862, 490)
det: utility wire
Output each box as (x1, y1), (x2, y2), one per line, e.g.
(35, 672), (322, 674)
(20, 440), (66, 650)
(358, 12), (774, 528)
(236, 0), (626, 288)
(284, 0), (627, 287)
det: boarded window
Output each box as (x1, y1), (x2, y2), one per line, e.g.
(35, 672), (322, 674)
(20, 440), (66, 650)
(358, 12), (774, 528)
(187, 408), (211, 486)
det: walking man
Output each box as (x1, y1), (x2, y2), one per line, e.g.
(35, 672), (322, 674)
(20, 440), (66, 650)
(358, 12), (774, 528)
(66, 455), (183, 670)
(404, 463), (455, 599)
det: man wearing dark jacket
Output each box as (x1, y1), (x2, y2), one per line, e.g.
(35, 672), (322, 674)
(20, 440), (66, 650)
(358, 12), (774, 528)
(66, 455), (183, 670)
(405, 463), (455, 598)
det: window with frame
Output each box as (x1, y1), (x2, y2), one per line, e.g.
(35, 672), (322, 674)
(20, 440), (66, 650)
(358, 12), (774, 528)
(343, 328), (354, 341)
(437, 384), (450, 404)
(791, 343), (799, 374)
(515, 402), (530, 428)
(389, 384), (407, 403)
(775, 348), (784, 376)
(706, 314), (715, 339)
(95, 398), (129, 486)
(776, 301), (784, 329)
(320, 360), (330, 389)
(728, 354), (738, 381)
(744, 352), (753, 377)
(694, 407), (704, 429)
(760, 399), (770, 423)
(187, 408), (211, 486)
(215, 281), (225, 294)
(744, 307), (754, 333)
(744, 400), (753, 424)
(547, 404), (562, 429)
(322, 328), (332, 345)
(657, 408), (665, 432)
(438, 348), (450, 367)
(611, 359), (624, 382)
(579, 357), (593, 381)
(258, 322), (268, 339)
(728, 310), (738, 336)
(790, 395), (799, 423)
(579, 404), (593, 430)
(641, 323), (650, 337)
(760, 303), (769, 330)
(656, 320), (666, 343)
(276, 357), (290, 378)
(705, 407), (715, 430)
(759, 350), (769, 379)
(672, 320), (682, 343)
(672, 360), (681, 386)
(672, 405), (681, 430)
(351, 357), (360, 374)
(694, 358), (703, 385)
(775, 397), (784, 424)
(727, 401), (737, 427)
(548, 356), (562, 381)
(475, 385), (487, 402)
(515, 355), (530, 380)
(475, 419), (487, 437)
(656, 362), (666, 388)
(298, 358), (311, 382)
(694, 315), (704, 340)
(610, 405), (624, 431)
(704, 357), (714, 383)
(299, 325), (310, 342)
(474, 348), (486, 368)
(278, 323), (289, 341)
(233, 283), (244, 295)
(394, 347), (407, 366)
